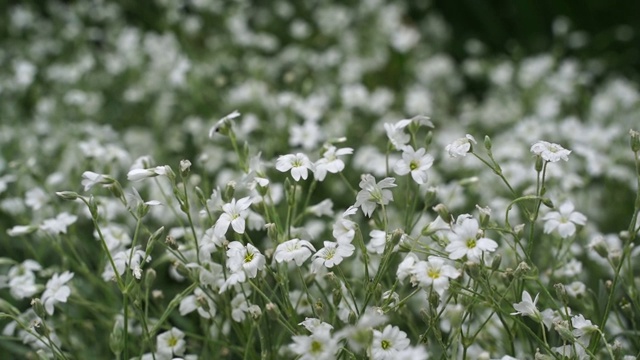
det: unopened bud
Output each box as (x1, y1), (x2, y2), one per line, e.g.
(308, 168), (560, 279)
(554, 283), (568, 305)
(629, 129), (640, 152)
(514, 262), (530, 278)
(484, 135), (492, 151)
(223, 181), (236, 202)
(491, 254), (502, 271)
(145, 268), (157, 289)
(266, 302), (279, 320)
(314, 299), (324, 317)
(56, 191), (79, 201)
(554, 320), (575, 342)
(109, 321), (124, 356)
(433, 203), (451, 223)
(332, 288), (342, 305)
(179, 159), (192, 178)
(248, 305), (262, 320)
(31, 298), (46, 319)
(32, 319), (49, 337)
(165, 235), (179, 250)
(541, 198), (554, 208)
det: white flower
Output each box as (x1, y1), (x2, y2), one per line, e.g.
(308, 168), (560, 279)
(307, 199), (334, 217)
(354, 174), (396, 217)
(311, 241), (355, 273)
(332, 207), (358, 243)
(156, 327), (186, 358)
(571, 314), (598, 339)
(214, 196), (252, 238)
(39, 212), (78, 235)
(227, 241), (265, 279)
(289, 331), (339, 360)
(41, 271), (74, 315)
(314, 146), (353, 181)
(530, 141), (571, 162)
(127, 166), (172, 182)
(542, 201), (587, 238)
(411, 256), (460, 296)
(81, 171), (113, 191)
(179, 287), (216, 319)
(445, 215), (498, 263)
(511, 291), (541, 322)
(396, 253), (419, 283)
(367, 230), (386, 254)
(445, 134), (477, 157)
(209, 110), (240, 137)
(370, 325), (411, 360)
(384, 119), (412, 149)
(274, 239), (316, 266)
(393, 146), (434, 184)
(276, 153), (315, 181)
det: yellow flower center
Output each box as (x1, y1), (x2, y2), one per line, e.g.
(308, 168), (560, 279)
(381, 339), (391, 350)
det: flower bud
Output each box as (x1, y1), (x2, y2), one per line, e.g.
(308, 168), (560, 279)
(223, 181), (236, 202)
(165, 235), (179, 250)
(56, 191), (80, 201)
(332, 288), (342, 306)
(491, 254), (502, 271)
(32, 319), (49, 337)
(248, 305), (262, 320)
(145, 268), (157, 289)
(31, 298), (46, 319)
(553, 320), (575, 342)
(179, 159), (192, 178)
(109, 321), (124, 356)
(424, 187), (437, 207)
(483, 135), (492, 151)
(554, 283), (568, 305)
(514, 262), (530, 278)
(314, 299), (324, 317)
(433, 203), (452, 223)
(541, 198), (554, 208)
(535, 156), (544, 172)
(629, 129), (640, 152)
(266, 302), (279, 320)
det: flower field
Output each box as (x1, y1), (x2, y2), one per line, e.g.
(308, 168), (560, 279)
(1, 1), (639, 359)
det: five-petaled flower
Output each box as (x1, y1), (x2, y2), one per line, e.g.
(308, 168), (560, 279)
(393, 146), (434, 184)
(445, 134), (477, 158)
(276, 153), (315, 181)
(214, 197), (253, 238)
(530, 141), (571, 162)
(354, 174), (397, 217)
(542, 200), (587, 238)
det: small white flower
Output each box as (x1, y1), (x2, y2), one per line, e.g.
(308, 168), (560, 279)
(370, 325), (411, 360)
(367, 230), (386, 254)
(393, 146), (434, 184)
(214, 197), (252, 238)
(314, 146), (353, 181)
(307, 199), (334, 217)
(311, 241), (355, 273)
(445, 215), (498, 263)
(127, 166), (172, 182)
(41, 271), (74, 315)
(511, 290), (541, 322)
(156, 327), (186, 358)
(384, 119), (412, 149)
(39, 212), (78, 235)
(354, 174), (396, 217)
(209, 110), (240, 137)
(179, 287), (216, 319)
(542, 201), (587, 238)
(411, 256), (459, 296)
(81, 171), (114, 191)
(445, 134), (477, 158)
(530, 141), (571, 162)
(274, 238), (316, 266)
(276, 153), (315, 181)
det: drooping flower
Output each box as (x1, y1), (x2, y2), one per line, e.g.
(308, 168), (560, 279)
(511, 290), (542, 322)
(393, 146), (434, 184)
(354, 174), (396, 217)
(445, 134), (477, 158)
(314, 146), (353, 181)
(214, 197), (253, 238)
(276, 153), (315, 181)
(542, 200), (587, 238)
(530, 141), (571, 162)
(384, 119), (412, 150)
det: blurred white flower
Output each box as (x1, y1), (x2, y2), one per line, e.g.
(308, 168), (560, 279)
(41, 271), (74, 315)
(179, 287), (216, 319)
(314, 146), (353, 181)
(542, 201), (586, 238)
(384, 119), (412, 150)
(445, 134), (477, 158)
(511, 291), (541, 322)
(530, 141), (571, 162)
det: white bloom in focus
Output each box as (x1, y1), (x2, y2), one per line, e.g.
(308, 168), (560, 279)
(370, 325), (411, 360)
(227, 241), (265, 279)
(41, 271), (74, 315)
(314, 146), (353, 181)
(411, 256), (459, 296)
(445, 134), (477, 158)
(289, 331), (339, 360)
(274, 238), (316, 266)
(367, 230), (386, 254)
(393, 146), (434, 184)
(530, 141), (571, 162)
(276, 153), (315, 181)
(311, 241), (355, 273)
(214, 197), (252, 238)
(542, 201), (587, 238)
(156, 327), (186, 358)
(354, 174), (396, 217)
(511, 291), (541, 322)
(445, 215), (498, 262)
